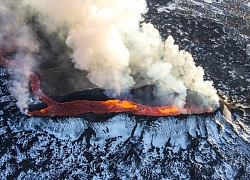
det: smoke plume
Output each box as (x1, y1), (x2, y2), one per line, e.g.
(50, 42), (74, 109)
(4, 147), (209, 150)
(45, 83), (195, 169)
(0, 1), (39, 112)
(1, 0), (219, 113)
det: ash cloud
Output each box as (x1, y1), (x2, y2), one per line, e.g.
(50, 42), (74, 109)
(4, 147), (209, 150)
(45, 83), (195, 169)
(1, 0), (219, 113)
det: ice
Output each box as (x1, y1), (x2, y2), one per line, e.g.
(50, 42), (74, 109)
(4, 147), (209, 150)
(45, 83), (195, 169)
(1, 107), (250, 178)
(246, 44), (250, 56)
(204, 0), (224, 3)
(157, 3), (177, 13)
(0, 0), (250, 178)
(93, 114), (135, 140)
(142, 116), (199, 150)
(21, 117), (88, 141)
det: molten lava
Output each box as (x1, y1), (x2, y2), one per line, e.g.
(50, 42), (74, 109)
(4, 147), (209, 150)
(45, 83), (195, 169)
(0, 48), (213, 117)
(28, 71), (180, 116)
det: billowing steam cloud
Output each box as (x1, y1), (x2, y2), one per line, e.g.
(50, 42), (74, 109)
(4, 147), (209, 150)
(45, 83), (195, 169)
(0, 1), (39, 113)
(1, 0), (219, 113)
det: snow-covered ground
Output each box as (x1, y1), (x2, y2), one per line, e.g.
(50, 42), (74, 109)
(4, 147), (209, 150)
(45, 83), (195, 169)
(0, 0), (250, 179)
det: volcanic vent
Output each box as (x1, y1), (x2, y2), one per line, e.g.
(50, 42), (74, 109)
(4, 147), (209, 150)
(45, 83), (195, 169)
(0, 0), (220, 117)
(0, 49), (215, 117)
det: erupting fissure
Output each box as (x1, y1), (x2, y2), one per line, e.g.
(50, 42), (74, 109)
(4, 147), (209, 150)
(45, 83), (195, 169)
(0, 49), (214, 117)
(28, 68), (181, 116)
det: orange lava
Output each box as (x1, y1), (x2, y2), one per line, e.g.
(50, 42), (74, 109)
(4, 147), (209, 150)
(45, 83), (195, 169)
(0, 49), (213, 117)
(28, 72), (180, 116)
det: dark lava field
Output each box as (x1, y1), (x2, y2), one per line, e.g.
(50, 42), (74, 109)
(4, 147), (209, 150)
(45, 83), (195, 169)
(0, 0), (250, 179)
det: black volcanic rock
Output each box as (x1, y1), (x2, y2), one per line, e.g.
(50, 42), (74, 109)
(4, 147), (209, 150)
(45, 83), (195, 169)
(0, 1), (250, 179)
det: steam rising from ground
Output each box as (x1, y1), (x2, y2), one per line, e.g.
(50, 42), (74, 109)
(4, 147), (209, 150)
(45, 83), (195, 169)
(0, 1), (39, 112)
(0, 0), (219, 113)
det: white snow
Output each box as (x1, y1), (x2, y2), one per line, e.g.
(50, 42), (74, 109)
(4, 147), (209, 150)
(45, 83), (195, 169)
(92, 114), (136, 140)
(22, 117), (88, 140)
(157, 3), (177, 13)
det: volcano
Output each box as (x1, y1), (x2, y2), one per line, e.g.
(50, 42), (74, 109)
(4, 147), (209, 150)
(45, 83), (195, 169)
(0, 50), (214, 118)
(0, 0), (250, 179)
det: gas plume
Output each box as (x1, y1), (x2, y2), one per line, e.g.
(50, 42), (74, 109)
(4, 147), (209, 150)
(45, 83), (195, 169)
(1, 0), (219, 114)
(0, 1), (39, 112)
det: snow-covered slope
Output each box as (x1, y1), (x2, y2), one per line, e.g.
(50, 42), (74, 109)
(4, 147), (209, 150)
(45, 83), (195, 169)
(0, 0), (250, 179)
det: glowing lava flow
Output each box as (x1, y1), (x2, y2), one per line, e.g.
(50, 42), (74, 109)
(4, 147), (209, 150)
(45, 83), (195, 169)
(28, 74), (214, 116)
(28, 71), (180, 116)
(0, 49), (180, 116)
(0, 49), (214, 117)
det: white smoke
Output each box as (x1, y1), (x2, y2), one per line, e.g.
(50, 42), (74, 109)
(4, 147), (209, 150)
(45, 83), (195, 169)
(0, 1), (39, 112)
(1, 0), (219, 112)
